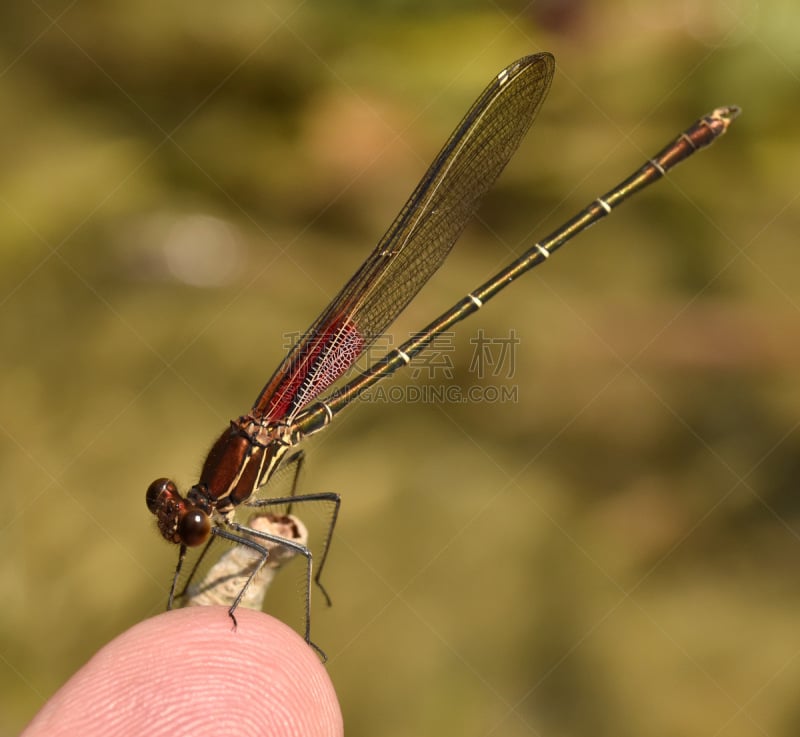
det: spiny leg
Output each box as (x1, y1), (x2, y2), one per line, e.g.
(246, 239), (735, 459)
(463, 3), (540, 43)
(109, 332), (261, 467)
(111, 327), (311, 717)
(247, 491), (341, 606)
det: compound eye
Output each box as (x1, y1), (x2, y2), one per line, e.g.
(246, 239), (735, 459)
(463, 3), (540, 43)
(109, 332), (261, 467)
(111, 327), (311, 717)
(179, 509), (211, 546)
(146, 478), (177, 513)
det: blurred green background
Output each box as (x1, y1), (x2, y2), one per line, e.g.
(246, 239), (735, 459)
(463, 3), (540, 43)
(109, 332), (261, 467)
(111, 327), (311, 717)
(2, 1), (799, 735)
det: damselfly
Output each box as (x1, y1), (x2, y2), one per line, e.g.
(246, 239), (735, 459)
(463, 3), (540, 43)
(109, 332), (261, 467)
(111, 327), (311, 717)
(146, 52), (738, 656)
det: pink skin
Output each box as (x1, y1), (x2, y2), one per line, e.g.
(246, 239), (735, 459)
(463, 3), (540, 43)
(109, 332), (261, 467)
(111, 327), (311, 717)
(21, 607), (342, 737)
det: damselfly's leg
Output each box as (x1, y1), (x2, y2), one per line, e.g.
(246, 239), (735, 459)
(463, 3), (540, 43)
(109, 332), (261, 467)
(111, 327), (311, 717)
(173, 535), (219, 604)
(247, 490), (341, 607)
(166, 543), (188, 611)
(213, 522), (328, 661)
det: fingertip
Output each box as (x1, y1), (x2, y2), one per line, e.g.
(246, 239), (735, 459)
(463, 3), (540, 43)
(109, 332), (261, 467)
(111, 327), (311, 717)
(23, 607), (342, 737)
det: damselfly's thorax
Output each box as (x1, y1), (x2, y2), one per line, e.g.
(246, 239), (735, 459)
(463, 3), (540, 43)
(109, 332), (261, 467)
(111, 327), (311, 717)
(146, 417), (292, 548)
(198, 416), (291, 507)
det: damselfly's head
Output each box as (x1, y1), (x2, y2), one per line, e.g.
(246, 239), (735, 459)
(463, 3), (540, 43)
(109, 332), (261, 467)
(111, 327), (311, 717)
(146, 478), (212, 548)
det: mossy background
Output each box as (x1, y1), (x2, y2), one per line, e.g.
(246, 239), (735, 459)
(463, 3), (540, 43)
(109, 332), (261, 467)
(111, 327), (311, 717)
(2, 1), (799, 735)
